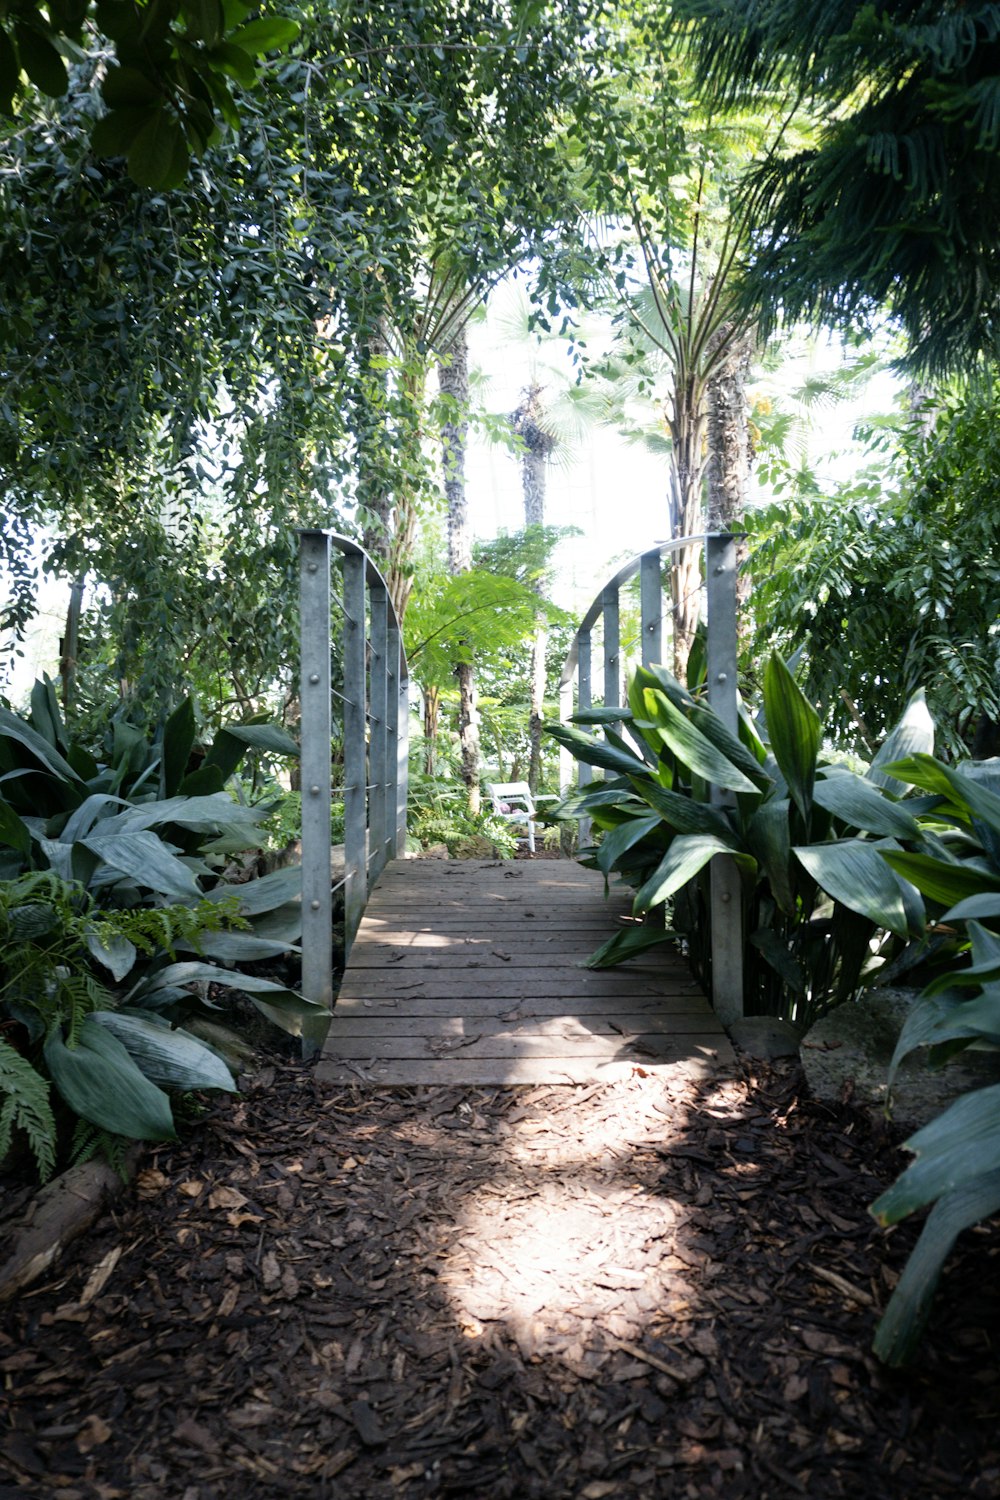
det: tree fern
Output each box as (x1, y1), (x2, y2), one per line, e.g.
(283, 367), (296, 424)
(0, 1039), (57, 1183)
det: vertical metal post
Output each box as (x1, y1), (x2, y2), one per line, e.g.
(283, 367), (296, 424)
(342, 551), (367, 953)
(602, 586), (620, 717)
(368, 583), (389, 885)
(640, 550), (662, 666)
(578, 627), (593, 844)
(299, 530), (333, 1051)
(386, 613), (401, 858)
(706, 533), (743, 1024)
(396, 662), (409, 852)
(558, 678), (574, 793)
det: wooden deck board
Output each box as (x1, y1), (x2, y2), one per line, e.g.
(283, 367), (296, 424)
(317, 858), (733, 1086)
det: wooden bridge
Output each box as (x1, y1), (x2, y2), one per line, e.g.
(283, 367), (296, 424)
(316, 859), (734, 1087)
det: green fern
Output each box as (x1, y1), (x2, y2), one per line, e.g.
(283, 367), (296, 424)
(69, 1118), (133, 1181)
(0, 1038), (57, 1183)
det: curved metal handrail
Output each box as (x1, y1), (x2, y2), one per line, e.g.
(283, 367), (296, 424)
(558, 534), (709, 690)
(298, 530), (410, 1041)
(556, 531), (744, 1024)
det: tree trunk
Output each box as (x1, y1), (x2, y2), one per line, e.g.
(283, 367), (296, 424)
(510, 382), (556, 793)
(59, 577), (85, 713)
(360, 320), (393, 560)
(439, 326), (480, 812)
(384, 362), (427, 624)
(423, 684), (440, 777)
(668, 371), (708, 683)
(706, 324), (755, 628)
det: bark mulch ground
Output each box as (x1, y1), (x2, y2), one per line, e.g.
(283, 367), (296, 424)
(1, 1057), (998, 1499)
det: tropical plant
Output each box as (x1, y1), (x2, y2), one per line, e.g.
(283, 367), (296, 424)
(0, 683), (318, 1034)
(676, 0), (1000, 373)
(747, 381), (1000, 757)
(547, 657), (933, 1027)
(866, 754), (1000, 1364)
(0, 870), (243, 1179)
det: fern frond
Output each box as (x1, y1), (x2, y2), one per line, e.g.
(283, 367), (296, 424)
(68, 1122), (132, 1181)
(0, 1039), (57, 1183)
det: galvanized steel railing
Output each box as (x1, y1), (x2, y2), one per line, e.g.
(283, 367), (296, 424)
(557, 532), (744, 1022)
(298, 531), (409, 1042)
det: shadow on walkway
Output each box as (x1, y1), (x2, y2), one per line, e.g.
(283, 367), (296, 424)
(2, 1060), (998, 1498)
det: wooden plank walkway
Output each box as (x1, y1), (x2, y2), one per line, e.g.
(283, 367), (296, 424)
(316, 859), (735, 1086)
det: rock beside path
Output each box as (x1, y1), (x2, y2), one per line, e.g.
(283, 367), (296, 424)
(800, 987), (1000, 1130)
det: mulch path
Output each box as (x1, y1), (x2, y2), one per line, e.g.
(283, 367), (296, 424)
(2, 1058), (998, 1499)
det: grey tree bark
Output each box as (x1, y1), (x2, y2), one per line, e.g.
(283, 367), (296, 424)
(510, 382), (556, 793)
(705, 324), (755, 625)
(438, 324), (480, 811)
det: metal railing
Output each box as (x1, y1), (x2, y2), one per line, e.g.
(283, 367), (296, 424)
(298, 531), (409, 1043)
(556, 533), (744, 1022)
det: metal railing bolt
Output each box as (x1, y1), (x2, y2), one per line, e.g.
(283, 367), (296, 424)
(309, 673), (320, 684)
(309, 785), (321, 795)
(310, 899), (321, 911)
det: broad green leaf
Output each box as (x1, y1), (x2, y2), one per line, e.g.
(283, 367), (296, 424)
(215, 722), (300, 757)
(162, 698), (197, 798)
(134, 961), (322, 1036)
(634, 834), (753, 913)
(763, 655), (820, 818)
(596, 814), (662, 875)
(205, 864), (301, 914)
(210, 41), (256, 84)
(60, 793), (129, 843)
(873, 1167), (1000, 1366)
(749, 927), (807, 994)
(86, 930), (138, 982)
(813, 769), (921, 839)
(29, 677), (66, 752)
(91, 1012), (236, 1092)
(630, 779), (737, 842)
(101, 64), (162, 108)
(793, 841), (913, 938)
(881, 849), (997, 908)
(0, 802), (31, 853)
(879, 754), (970, 811)
(0, 707), (86, 789)
(14, 23), (68, 95)
(688, 704), (773, 791)
(640, 690), (758, 793)
(92, 105), (156, 156)
(943, 893), (1000, 923)
(127, 108), (188, 189)
(746, 798), (794, 913)
(44, 1018), (176, 1141)
(545, 721), (647, 776)
(0, 31), (17, 113)
(868, 690), (935, 795)
(177, 930), (299, 962)
(185, 0), (225, 45)
(231, 17), (301, 52)
(571, 707), (636, 726)
(82, 828), (202, 899)
(585, 924), (679, 969)
(871, 1082), (1000, 1224)
(889, 988), (1000, 1087)
(110, 793), (263, 837)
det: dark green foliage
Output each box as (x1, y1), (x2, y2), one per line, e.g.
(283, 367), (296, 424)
(1, 2), (301, 186)
(748, 384), (1000, 755)
(677, 1), (1000, 371)
(548, 658), (929, 1024)
(865, 761), (1000, 1363)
